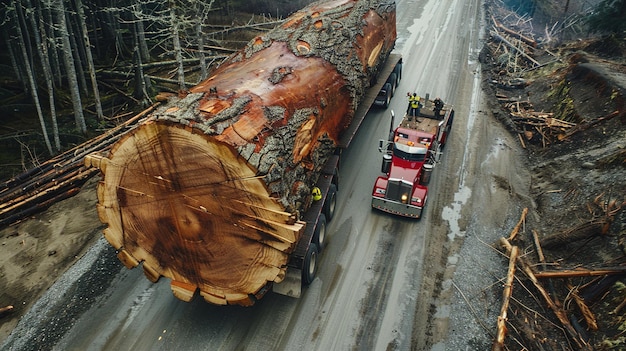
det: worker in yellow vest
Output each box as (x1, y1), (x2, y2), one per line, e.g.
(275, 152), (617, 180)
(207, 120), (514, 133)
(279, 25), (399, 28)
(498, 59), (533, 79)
(408, 93), (421, 120)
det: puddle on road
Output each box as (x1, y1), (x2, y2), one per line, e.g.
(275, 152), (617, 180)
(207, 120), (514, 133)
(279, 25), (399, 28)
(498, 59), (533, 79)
(441, 186), (471, 241)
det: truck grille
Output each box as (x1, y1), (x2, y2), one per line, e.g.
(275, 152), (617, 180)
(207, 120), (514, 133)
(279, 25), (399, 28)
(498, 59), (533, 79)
(385, 179), (412, 203)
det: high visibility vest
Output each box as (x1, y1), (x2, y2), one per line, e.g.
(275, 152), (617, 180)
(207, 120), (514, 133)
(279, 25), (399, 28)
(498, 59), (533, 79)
(411, 97), (420, 108)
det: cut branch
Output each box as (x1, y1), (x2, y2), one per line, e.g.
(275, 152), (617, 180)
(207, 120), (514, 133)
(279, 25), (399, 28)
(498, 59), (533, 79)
(493, 245), (519, 351)
(500, 237), (593, 351)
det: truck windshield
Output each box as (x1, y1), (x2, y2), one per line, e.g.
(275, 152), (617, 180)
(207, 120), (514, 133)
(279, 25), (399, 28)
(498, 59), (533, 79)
(393, 144), (427, 161)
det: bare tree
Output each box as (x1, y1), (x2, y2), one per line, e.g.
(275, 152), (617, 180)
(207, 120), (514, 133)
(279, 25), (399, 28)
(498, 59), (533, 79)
(27, 0), (61, 150)
(12, 0), (54, 154)
(76, 0), (104, 120)
(169, 0), (186, 91)
(54, 0), (87, 133)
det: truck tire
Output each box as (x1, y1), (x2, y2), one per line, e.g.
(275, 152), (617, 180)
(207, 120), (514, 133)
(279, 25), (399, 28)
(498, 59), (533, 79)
(382, 83), (392, 108)
(388, 73), (397, 97)
(323, 184), (337, 222)
(440, 112), (454, 149)
(394, 61), (402, 82)
(313, 214), (327, 252)
(302, 243), (319, 285)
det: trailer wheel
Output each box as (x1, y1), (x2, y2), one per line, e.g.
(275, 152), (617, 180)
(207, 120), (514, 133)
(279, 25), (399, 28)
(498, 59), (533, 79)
(302, 243), (319, 285)
(394, 61), (402, 82)
(323, 184), (337, 222)
(382, 83), (392, 108)
(388, 73), (397, 97)
(313, 214), (327, 252)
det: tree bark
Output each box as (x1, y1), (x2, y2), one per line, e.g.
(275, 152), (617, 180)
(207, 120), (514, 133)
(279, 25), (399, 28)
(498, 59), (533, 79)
(76, 0), (104, 120)
(55, 0), (88, 133)
(492, 244), (518, 351)
(169, 0), (186, 91)
(13, 0), (54, 155)
(87, 0), (397, 306)
(29, 0), (61, 151)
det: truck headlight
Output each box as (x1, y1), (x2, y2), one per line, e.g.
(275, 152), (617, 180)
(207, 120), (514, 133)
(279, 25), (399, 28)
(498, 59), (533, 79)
(401, 194), (408, 203)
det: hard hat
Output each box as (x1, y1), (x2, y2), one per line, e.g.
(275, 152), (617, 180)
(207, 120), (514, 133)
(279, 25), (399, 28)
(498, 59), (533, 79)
(312, 187), (322, 201)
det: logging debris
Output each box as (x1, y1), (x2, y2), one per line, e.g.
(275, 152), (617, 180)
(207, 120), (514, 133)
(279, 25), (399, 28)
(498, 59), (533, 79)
(0, 106), (157, 228)
(491, 204), (626, 351)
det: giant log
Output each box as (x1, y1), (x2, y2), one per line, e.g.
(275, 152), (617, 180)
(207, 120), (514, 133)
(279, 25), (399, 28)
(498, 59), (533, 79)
(85, 0), (397, 306)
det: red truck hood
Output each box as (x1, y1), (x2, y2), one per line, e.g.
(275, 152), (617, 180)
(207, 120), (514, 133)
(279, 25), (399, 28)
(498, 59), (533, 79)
(388, 157), (423, 182)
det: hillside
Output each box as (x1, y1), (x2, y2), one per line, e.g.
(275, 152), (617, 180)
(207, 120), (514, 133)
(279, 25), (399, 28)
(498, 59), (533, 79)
(481, 1), (626, 349)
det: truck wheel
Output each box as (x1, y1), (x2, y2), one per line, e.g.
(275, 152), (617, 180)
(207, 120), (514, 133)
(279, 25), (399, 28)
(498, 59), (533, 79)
(313, 214), (327, 252)
(383, 83), (392, 108)
(323, 184), (337, 222)
(388, 73), (397, 97)
(394, 62), (402, 82)
(302, 243), (319, 285)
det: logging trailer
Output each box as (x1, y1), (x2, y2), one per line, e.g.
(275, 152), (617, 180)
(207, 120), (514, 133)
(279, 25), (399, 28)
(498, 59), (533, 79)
(84, 0), (402, 306)
(371, 96), (454, 218)
(273, 52), (403, 298)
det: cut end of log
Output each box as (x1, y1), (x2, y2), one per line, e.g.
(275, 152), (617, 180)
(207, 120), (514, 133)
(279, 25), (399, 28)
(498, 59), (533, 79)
(97, 121), (304, 304)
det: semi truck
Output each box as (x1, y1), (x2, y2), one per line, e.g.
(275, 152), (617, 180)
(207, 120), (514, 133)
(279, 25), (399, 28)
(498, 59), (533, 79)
(85, 0), (403, 306)
(371, 95), (454, 218)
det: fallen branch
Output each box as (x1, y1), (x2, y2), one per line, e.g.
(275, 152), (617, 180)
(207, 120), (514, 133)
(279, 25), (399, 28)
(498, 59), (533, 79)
(500, 237), (593, 351)
(492, 16), (537, 47)
(0, 305), (13, 316)
(534, 266), (626, 278)
(493, 245), (519, 351)
(507, 208), (528, 241)
(540, 220), (609, 249)
(559, 110), (620, 140)
(567, 282), (598, 331)
(490, 31), (540, 67)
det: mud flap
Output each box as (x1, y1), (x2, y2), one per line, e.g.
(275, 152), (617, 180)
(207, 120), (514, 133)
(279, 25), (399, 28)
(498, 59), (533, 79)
(272, 267), (302, 298)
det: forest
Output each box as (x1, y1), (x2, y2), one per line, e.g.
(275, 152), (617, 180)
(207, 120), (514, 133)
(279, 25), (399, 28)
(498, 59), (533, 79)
(0, 0), (624, 181)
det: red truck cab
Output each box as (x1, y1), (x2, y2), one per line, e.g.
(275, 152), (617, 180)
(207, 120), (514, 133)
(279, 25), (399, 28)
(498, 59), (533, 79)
(372, 127), (434, 218)
(372, 100), (454, 218)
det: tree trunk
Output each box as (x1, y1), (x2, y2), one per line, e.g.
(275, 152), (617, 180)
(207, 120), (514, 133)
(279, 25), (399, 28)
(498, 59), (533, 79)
(76, 0), (104, 120)
(55, 0), (87, 134)
(169, 1), (186, 91)
(63, 7), (88, 97)
(4, 31), (25, 88)
(87, 0), (397, 306)
(13, 0), (54, 155)
(133, 1), (150, 63)
(29, 0), (61, 151)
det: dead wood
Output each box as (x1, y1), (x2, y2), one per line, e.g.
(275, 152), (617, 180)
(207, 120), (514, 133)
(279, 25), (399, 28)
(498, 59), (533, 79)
(491, 16), (537, 48)
(509, 309), (549, 351)
(567, 283), (598, 331)
(559, 110), (620, 140)
(507, 207), (528, 241)
(534, 266), (626, 279)
(493, 245), (519, 351)
(540, 220), (608, 249)
(611, 296), (626, 315)
(0, 305), (13, 316)
(0, 104), (157, 228)
(490, 31), (540, 67)
(500, 237), (593, 351)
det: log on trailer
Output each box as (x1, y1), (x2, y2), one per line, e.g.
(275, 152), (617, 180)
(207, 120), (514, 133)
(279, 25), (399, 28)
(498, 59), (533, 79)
(85, 0), (397, 306)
